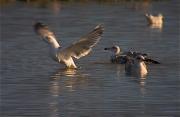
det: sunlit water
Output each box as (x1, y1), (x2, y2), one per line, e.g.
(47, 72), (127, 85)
(1, 1), (180, 117)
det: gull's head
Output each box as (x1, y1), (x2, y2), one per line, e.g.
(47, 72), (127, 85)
(145, 13), (149, 17)
(126, 51), (134, 57)
(136, 55), (145, 62)
(104, 45), (121, 55)
(145, 13), (153, 18)
(34, 22), (47, 34)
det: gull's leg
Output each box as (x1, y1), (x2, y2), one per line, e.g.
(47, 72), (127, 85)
(64, 57), (77, 69)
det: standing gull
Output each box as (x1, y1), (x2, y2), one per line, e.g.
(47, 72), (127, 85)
(34, 22), (104, 69)
(104, 45), (127, 64)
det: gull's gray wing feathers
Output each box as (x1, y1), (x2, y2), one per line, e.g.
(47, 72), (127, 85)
(62, 24), (104, 59)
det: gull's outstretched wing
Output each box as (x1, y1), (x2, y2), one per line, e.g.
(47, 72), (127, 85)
(132, 52), (160, 64)
(34, 22), (57, 42)
(144, 58), (160, 64)
(62, 24), (104, 59)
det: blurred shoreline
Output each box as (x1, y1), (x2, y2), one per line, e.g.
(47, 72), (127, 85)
(0, 0), (170, 7)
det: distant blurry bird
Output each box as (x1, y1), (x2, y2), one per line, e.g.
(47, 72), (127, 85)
(104, 45), (160, 64)
(34, 22), (104, 69)
(145, 13), (164, 25)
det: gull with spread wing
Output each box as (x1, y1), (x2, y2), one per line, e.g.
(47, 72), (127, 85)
(125, 55), (148, 78)
(104, 45), (160, 64)
(34, 22), (104, 69)
(145, 13), (164, 25)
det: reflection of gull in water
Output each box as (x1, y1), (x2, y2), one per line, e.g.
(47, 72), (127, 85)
(49, 68), (89, 116)
(34, 22), (104, 69)
(104, 45), (160, 64)
(145, 13), (164, 29)
(50, 68), (89, 91)
(149, 22), (163, 30)
(130, 76), (147, 96)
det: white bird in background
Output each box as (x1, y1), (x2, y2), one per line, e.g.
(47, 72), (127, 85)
(104, 45), (160, 64)
(145, 13), (164, 28)
(125, 55), (148, 78)
(34, 22), (104, 69)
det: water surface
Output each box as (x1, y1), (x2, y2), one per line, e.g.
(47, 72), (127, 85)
(1, 1), (180, 117)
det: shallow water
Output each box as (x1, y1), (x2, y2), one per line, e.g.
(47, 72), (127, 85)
(1, 1), (180, 117)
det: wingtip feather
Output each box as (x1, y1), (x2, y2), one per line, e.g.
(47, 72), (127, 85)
(95, 24), (104, 30)
(145, 13), (149, 17)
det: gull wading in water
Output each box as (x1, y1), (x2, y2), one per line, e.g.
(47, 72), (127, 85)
(125, 55), (148, 77)
(34, 22), (104, 69)
(145, 13), (164, 29)
(104, 45), (160, 64)
(104, 45), (127, 64)
(145, 13), (164, 25)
